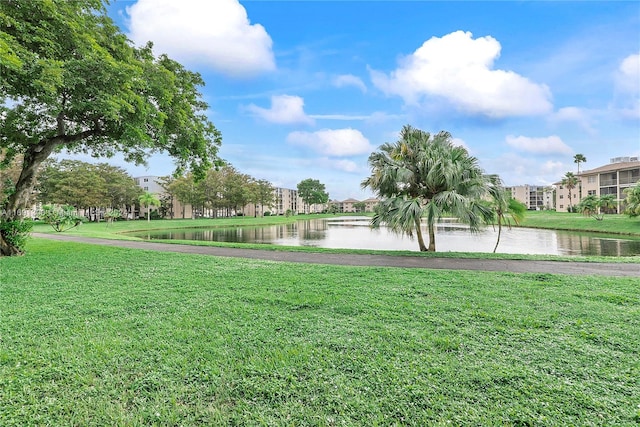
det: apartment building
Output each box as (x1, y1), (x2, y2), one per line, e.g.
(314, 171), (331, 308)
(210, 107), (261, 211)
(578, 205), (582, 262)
(329, 197), (380, 213)
(555, 157), (640, 213)
(134, 175), (193, 219)
(505, 185), (552, 210)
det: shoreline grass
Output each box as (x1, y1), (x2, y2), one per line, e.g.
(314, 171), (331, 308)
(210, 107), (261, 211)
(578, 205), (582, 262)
(2, 239), (639, 425)
(30, 212), (640, 263)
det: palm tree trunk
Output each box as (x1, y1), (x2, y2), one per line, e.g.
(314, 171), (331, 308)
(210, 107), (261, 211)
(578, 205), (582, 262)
(493, 220), (502, 253)
(414, 216), (427, 251)
(427, 221), (436, 252)
(147, 206), (150, 222)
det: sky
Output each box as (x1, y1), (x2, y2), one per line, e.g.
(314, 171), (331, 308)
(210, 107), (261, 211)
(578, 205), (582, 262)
(68, 0), (640, 200)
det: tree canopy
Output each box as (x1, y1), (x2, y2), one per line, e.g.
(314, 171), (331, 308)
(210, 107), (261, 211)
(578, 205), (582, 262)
(297, 178), (329, 213)
(0, 0), (222, 255)
(362, 125), (491, 252)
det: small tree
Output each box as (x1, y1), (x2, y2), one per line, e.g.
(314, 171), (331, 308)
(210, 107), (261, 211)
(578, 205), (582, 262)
(577, 194), (617, 220)
(41, 205), (84, 232)
(561, 172), (579, 212)
(623, 182), (640, 217)
(353, 201), (366, 213)
(139, 192), (160, 222)
(486, 175), (527, 253)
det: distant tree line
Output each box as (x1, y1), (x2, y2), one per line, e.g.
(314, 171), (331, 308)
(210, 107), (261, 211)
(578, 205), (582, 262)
(34, 160), (276, 220)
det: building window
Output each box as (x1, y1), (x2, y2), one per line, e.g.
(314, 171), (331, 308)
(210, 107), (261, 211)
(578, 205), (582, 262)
(144, 186), (148, 191)
(588, 190), (596, 196)
(560, 205), (564, 209)
(587, 176), (596, 183)
(143, 178), (149, 182)
(559, 195), (563, 199)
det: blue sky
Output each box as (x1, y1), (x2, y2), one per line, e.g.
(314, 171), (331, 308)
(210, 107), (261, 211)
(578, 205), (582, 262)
(75, 0), (640, 200)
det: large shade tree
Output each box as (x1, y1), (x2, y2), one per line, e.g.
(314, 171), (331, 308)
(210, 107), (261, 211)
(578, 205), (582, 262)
(297, 178), (329, 214)
(0, 0), (221, 255)
(362, 125), (491, 252)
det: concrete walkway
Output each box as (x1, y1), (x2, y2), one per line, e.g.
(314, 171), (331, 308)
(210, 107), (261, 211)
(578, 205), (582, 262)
(33, 233), (640, 277)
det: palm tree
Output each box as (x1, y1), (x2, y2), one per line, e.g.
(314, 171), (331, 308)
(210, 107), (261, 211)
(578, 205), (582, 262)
(623, 182), (640, 217)
(486, 176), (527, 253)
(561, 172), (579, 212)
(138, 192), (160, 222)
(574, 154), (587, 174)
(362, 125), (491, 252)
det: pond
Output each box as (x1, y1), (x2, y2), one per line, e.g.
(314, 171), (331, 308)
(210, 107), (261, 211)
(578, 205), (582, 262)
(128, 216), (640, 257)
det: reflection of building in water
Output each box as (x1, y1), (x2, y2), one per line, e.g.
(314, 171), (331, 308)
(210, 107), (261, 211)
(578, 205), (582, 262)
(555, 231), (640, 257)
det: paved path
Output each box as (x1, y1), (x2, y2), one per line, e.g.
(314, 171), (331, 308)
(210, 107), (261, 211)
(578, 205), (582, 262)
(33, 233), (640, 277)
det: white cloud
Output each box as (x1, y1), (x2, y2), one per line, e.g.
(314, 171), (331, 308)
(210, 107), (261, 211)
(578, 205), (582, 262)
(286, 128), (373, 157)
(551, 107), (595, 133)
(370, 30), (553, 118)
(505, 135), (573, 155)
(451, 137), (470, 151)
(246, 95), (314, 125)
(614, 52), (640, 119)
(126, 0), (275, 77)
(317, 158), (361, 173)
(333, 74), (367, 93)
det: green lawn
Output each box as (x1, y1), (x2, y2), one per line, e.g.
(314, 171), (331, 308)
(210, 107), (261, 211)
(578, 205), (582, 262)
(521, 210), (640, 235)
(2, 239), (639, 425)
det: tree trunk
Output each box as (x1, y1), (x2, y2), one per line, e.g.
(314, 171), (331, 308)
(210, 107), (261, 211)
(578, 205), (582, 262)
(493, 219), (502, 253)
(414, 216), (427, 252)
(1, 141), (58, 256)
(427, 222), (436, 252)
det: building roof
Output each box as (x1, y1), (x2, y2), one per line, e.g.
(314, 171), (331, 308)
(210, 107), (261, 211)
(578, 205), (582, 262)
(580, 160), (640, 175)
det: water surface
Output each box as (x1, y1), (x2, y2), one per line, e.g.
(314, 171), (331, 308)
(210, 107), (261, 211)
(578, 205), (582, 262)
(129, 216), (640, 257)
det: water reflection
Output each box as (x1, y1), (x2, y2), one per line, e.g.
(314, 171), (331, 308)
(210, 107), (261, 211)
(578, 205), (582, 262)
(132, 216), (640, 257)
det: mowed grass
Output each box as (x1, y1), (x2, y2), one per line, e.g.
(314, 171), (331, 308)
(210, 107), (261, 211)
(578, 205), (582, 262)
(2, 240), (639, 425)
(521, 210), (640, 236)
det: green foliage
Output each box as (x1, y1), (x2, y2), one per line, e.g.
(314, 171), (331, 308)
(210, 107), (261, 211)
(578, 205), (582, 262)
(104, 209), (122, 226)
(297, 178), (329, 212)
(486, 175), (527, 252)
(41, 205), (84, 232)
(623, 181), (640, 217)
(138, 192), (160, 222)
(561, 172), (579, 211)
(577, 194), (618, 220)
(0, 218), (31, 254)
(573, 153), (587, 173)
(0, 0), (221, 254)
(363, 125), (491, 251)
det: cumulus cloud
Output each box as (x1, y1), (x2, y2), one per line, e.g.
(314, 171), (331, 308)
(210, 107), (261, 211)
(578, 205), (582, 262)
(246, 95), (314, 125)
(615, 52), (640, 119)
(505, 135), (573, 155)
(126, 0), (275, 77)
(333, 74), (367, 92)
(551, 107), (595, 133)
(370, 30), (553, 118)
(286, 128), (373, 157)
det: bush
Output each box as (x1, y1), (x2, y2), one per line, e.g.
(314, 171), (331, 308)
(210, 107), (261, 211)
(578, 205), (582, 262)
(0, 218), (32, 254)
(264, 211), (271, 216)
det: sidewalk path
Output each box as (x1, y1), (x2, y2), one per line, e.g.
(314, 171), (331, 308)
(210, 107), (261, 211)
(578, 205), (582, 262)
(33, 233), (640, 277)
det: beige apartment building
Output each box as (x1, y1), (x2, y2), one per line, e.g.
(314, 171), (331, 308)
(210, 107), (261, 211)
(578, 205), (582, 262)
(505, 185), (553, 210)
(329, 197), (380, 213)
(555, 157), (640, 213)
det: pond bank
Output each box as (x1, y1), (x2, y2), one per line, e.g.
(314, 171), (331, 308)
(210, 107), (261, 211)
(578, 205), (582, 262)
(32, 233), (640, 277)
